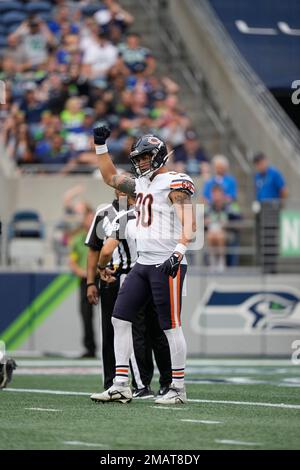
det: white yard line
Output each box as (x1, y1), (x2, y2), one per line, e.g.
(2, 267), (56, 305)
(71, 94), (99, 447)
(13, 359), (296, 368)
(14, 360), (99, 367)
(181, 419), (222, 424)
(25, 407), (62, 412)
(188, 398), (300, 409)
(215, 439), (262, 447)
(4, 387), (90, 396)
(150, 406), (188, 411)
(63, 441), (107, 448)
(4, 387), (300, 410)
(187, 359), (292, 367)
(15, 368), (100, 375)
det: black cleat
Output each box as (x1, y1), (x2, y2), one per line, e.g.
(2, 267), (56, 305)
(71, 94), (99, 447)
(132, 386), (154, 399)
(0, 358), (17, 389)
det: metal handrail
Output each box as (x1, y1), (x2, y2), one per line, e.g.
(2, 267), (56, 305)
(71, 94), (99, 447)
(193, 0), (300, 167)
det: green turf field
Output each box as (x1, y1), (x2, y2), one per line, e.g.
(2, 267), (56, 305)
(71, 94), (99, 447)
(1, 358), (300, 450)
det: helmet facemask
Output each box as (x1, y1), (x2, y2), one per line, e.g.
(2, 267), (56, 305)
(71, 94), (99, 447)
(130, 143), (169, 178)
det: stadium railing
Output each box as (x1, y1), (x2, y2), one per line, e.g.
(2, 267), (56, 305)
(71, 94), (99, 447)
(196, 0), (300, 170)
(167, 0), (300, 208)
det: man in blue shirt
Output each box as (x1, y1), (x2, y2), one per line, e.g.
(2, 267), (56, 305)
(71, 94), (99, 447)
(203, 155), (237, 203)
(254, 153), (288, 202)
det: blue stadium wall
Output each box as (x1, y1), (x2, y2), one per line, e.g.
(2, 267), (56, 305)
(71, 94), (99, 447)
(1, 271), (300, 356)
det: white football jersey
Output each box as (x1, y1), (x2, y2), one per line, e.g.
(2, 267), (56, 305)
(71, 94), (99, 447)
(134, 171), (195, 264)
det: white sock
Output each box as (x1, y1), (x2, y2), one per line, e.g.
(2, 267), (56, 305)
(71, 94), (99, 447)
(112, 317), (133, 384)
(164, 327), (187, 389)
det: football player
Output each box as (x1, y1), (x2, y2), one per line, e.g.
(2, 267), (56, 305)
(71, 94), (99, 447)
(91, 126), (196, 404)
(0, 358), (17, 389)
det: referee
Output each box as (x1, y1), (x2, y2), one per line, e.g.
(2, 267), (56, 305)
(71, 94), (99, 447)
(86, 191), (172, 397)
(85, 192), (125, 389)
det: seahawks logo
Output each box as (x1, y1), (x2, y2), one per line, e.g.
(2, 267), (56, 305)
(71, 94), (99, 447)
(191, 284), (300, 332)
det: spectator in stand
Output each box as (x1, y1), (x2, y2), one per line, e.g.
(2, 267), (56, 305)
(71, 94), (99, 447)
(10, 123), (35, 166)
(0, 0), (194, 175)
(65, 108), (94, 151)
(119, 89), (151, 133)
(253, 153), (287, 203)
(36, 133), (73, 168)
(20, 85), (47, 129)
(56, 33), (81, 66)
(117, 32), (156, 76)
(150, 93), (190, 147)
(205, 185), (242, 272)
(81, 31), (118, 81)
(203, 155), (238, 203)
(94, 0), (134, 36)
(4, 36), (26, 71)
(60, 97), (85, 132)
(172, 129), (209, 176)
(43, 74), (69, 115)
(8, 17), (56, 70)
(48, 4), (80, 39)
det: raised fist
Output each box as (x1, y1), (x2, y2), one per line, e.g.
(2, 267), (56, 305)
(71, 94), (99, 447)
(93, 125), (111, 145)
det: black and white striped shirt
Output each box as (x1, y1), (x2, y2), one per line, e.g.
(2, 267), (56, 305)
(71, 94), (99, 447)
(85, 200), (136, 275)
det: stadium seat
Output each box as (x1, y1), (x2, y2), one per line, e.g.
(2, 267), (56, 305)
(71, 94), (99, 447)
(2, 11), (27, 26)
(8, 239), (45, 266)
(26, 2), (52, 14)
(6, 23), (22, 34)
(8, 210), (45, 239)
(0, 25), (7, 35)
(0, 1), (24, 14)
(0, 36), (7, 48)
(7, 210), (45, 266)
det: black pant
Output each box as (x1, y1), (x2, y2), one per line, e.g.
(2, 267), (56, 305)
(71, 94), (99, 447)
(99, 277), (171, 390)
(99, 278), (120, 390)
(80, 278), (96, 355)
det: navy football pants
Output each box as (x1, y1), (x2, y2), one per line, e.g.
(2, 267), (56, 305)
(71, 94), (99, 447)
(113, 262), (187, 330)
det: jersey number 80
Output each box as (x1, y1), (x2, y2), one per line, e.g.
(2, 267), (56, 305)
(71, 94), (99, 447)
(135, 193), (153, 227)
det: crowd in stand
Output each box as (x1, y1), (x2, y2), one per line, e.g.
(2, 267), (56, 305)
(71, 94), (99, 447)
(1, 2), (287, 271)
(0, 0), (212, 178)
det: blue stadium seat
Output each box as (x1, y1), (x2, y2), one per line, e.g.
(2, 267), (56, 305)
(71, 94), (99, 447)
(0, 25), (7, 35)
(7, 210), (45, 266)
(8, 210), (45, 239)
(0, 1), (24, 14)
(26, 2), (51, 14)
(6, 23), (22, 34)
(0, 36), (7, 48)
(2, 11), (27, 25)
